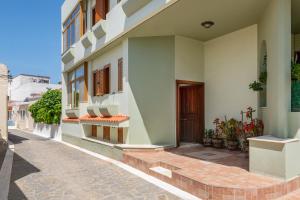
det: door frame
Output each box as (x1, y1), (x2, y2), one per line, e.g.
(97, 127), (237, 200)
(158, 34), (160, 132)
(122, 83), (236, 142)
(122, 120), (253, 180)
(176, 80), (205, 147)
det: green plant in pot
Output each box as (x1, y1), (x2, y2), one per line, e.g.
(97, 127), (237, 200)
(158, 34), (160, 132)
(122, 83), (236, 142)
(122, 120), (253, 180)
(249, 71), (267, 92)
(203, 129), (213, 147)
(291, 62), (300, 111)
(212, 118), (224, 148)
(224, 118), (240, 151)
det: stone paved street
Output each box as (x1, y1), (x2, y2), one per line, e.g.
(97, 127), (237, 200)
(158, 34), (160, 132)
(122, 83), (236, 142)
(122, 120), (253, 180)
(8, 129), (182, 200)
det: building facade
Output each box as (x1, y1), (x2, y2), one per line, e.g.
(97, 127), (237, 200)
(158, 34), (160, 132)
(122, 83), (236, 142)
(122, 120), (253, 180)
(0, 64), (8, 141)
(61, 0), (300, 180)
(8, 74), (61, 130)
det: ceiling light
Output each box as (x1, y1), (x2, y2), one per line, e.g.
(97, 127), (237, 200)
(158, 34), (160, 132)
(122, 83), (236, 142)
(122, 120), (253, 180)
(201, 21), (215, 29)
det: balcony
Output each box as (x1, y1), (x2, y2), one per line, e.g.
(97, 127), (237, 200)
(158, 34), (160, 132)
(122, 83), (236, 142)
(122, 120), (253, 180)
(61, 48), (75, 64)
(81, 31), (93, 48)
(122, 0), (152, 17)
(92, 20), (107, 39)
(65, 108), (80, 119)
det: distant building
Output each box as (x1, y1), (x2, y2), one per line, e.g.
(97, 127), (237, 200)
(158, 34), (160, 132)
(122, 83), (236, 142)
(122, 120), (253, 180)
(8, 74), (61, 130)
(9, 74), (60, 102)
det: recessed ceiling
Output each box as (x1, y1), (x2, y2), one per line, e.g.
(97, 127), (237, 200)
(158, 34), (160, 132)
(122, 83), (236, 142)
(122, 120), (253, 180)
(292, 0), (300, 34)
(129, 0), (271, 41)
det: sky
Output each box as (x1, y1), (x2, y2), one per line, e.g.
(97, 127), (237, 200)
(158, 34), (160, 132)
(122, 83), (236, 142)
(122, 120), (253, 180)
(0, 0), (65, 84)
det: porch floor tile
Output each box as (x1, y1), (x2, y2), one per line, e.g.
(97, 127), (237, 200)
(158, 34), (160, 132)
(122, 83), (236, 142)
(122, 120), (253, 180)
(123, 145), (300, 200)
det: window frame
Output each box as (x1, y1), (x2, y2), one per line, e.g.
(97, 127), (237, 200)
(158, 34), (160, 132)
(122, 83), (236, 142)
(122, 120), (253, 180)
(67, 64), (88, 108)
(62, 2), (87, 53)
(93, 64), (111, 97)
(118, 58), (123, 92)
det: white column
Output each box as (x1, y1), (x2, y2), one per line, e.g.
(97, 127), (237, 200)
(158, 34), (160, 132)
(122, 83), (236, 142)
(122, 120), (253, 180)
(258, 0), (291, 138)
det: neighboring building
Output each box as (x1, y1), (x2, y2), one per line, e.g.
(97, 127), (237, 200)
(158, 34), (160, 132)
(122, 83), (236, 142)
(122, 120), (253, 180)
(0, 64), (8, 141)
(8, 74), (61, 130)
(9, 74), (60, 102)
(61, 0), (300, 180)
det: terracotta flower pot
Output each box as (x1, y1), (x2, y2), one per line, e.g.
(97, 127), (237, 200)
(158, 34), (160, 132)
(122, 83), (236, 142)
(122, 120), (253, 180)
(203, 138), (212, 147)
(212, 138), (223, 148)
(227, 140), (239, 150)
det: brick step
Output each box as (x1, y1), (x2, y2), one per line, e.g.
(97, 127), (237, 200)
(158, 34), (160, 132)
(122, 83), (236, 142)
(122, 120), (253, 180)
(276, 189), (300, 200)
(123, 152), (300, 200)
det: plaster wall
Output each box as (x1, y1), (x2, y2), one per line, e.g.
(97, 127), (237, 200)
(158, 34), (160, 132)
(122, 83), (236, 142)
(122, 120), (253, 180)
(175, 36), (204, 82)
(204, 25), (258, 128)
(127, 36), (175, 145)
(0, 64), (8, 141)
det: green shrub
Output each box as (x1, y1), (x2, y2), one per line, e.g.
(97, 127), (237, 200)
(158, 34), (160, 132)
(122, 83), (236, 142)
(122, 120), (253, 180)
(29, 90), (62, 124)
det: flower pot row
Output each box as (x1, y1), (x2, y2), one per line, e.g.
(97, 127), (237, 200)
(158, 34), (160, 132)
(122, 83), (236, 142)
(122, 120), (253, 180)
(203, 107), (264, 152)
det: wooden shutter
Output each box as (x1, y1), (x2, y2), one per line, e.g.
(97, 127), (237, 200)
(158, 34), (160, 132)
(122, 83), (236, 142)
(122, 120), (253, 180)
(92, 125), (97, 138)
(99, 69), (104, 95)
(118, 128), (123, 144)
(95, 0), (108, 23)
(103, 126), (110, 141)
(118, 58), (123, 92)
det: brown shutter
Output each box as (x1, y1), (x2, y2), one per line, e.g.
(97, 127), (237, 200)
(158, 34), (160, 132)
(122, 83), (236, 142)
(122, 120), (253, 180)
(103, 126), (110, 141)
(84, 62), (88, 101)
(95, 0), (108, 23)
(118, 58), (123, 92)
(92, 125), (97, 137)
(99, 69), (104, 95)
(118, 128), (123, 144)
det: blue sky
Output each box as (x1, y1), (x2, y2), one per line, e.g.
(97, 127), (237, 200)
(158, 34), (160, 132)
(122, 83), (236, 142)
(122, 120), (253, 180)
(0, 0), (64, 84)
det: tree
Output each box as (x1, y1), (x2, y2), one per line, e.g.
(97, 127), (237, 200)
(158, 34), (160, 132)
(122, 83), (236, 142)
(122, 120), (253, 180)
(29, 90), (62, 124)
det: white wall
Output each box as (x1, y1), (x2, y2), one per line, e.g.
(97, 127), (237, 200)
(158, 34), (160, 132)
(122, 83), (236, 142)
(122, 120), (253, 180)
(61, 0), (173, 70)
(9, 83), (61, 102)
(175, 36), (204, 82)
(90, 42), (129, 115)
(204, 25), (258, 128)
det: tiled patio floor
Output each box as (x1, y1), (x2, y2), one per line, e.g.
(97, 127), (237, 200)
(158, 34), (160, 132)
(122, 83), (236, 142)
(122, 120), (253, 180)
(123, 144), (300, 200)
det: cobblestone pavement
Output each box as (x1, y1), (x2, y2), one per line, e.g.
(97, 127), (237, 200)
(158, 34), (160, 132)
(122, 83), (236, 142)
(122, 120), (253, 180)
(8, 130), (181, 200)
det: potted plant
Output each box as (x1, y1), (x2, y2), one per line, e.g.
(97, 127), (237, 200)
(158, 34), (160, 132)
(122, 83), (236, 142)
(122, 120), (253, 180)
(212, 118), (224, 148)
(224, 118), (240, 150)
(240, 107), (264, 154)
(203, 129), (213, 147)
(249, 71), (267, 92)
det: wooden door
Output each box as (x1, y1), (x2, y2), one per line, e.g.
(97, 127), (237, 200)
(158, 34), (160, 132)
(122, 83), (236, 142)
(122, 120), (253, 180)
(179, 85), (204, 143)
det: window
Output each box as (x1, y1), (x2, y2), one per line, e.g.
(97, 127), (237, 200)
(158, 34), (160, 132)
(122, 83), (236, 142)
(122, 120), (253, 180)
(20, 110), (26, 120)
(118, 58), (123, 92)
(93, 65), (110, 96)
(68, 65), (87, 108)
(63, 4), (82, 52)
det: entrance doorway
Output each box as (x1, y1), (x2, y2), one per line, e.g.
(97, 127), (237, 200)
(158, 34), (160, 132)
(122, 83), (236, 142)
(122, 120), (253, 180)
(176, 80), (204, 146)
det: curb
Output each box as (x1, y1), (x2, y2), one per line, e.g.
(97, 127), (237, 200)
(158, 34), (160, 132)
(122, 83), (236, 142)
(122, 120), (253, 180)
(0, 140), (14, 200)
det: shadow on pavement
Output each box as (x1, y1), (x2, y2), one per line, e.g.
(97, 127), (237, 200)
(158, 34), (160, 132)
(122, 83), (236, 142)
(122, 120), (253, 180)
(8, 132), (29, 145)
(7, 132), (40, 200)
(0, 139), (8, 170)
